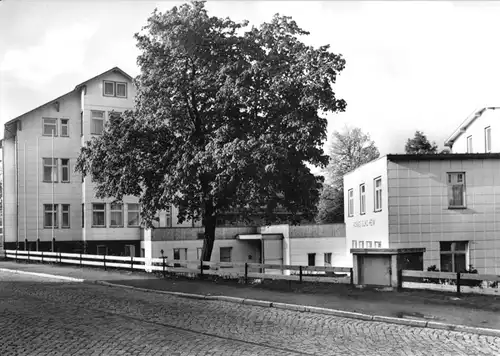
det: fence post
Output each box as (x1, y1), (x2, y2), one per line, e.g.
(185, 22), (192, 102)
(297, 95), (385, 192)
(397, 269), (403, 291)
(41, 251), (44, 263)
(59, 252), (62, 264)
(245, 262), (248, 285)
(131, 256), (134, 272)
(27, 250), (30, 263)
(162, 256), (166, 278)
(299, 266), (303, 283)
(15, 250), (18, 263)
(457, 272), (461, 296)
(350, 267), (354, 285)
(80, 253), (82, 267)
(199, 259), (203, 279)
(103, 254), (107, 271)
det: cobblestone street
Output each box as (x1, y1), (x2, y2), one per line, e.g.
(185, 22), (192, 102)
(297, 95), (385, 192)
(1, 271), (499, 356)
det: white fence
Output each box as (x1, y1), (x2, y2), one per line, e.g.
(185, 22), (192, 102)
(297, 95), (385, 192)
(4, 250), (353, 284)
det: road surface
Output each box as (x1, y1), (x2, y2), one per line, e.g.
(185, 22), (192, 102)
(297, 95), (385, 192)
(0, 271), (499, 356)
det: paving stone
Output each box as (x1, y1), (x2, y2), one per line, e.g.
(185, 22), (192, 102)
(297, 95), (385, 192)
(0, 271), (499, 355)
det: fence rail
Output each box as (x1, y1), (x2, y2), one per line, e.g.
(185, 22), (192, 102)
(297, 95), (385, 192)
(400, 269), (500, 296)
(4, 250), (352, 285)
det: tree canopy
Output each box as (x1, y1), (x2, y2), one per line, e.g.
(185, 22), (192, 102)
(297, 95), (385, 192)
(317, 126), (379, 223)
(405, 131), (438, 154)
(76, 1), (346, 261)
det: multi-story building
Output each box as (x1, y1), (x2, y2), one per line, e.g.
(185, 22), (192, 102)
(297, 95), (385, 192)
(2, 67), (195, 256)
(445, 106), (500, 153)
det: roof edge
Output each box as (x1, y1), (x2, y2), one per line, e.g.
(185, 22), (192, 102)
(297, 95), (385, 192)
(444, 107), (500, 147)
(387, 153), (500, 161)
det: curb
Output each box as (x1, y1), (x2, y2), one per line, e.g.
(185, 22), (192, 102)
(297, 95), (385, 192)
(2, 267), (500, 338)
(0, 268), (85, 283)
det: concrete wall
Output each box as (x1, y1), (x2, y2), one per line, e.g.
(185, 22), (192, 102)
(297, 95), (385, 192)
(3, 137), (16, 245)
(289, 237), (348, 267)
(452, 109), (500, 153)
(343, 156), (390, 265)
(387, 158), (500, 274)
(151, 226), (258, 241)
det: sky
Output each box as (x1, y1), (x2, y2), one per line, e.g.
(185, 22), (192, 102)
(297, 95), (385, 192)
(1, 1), (500, 158)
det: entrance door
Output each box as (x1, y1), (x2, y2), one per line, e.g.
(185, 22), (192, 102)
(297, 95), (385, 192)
(359, 255), (391, 286)
(262, 238), (283, 274)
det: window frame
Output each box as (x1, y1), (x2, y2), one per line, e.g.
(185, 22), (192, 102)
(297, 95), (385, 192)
(127, 203), (140, 227)
(197, 247), (203, 261)
(103, 80), (115, 97)
(374, 177), (383, 212)
(374, 241), (382, 248)
(220, 247), (232, 263)
(359, 184), (366, 215)
(366, 241), (372, 248)
(358, 241), (365, 248)
(467, 135), (473, 153)
(440, 241), (468, 272)
(61, 158), (70, 183)
(110, 202), (124, 227)
(60, 118), (69, 137)
(447, 172), (466, 209)
(173, 248), (187, 261)
(324, 252), (332, 267)
(307, 253), (316, 267)
(352, 240), (358, 248)
(92, 203), (106, 228)
(347, 189), (354, 217)
(43, 158), (58, 183)
(165, 206), (172, 227)
(61, 204), (70, 228)
(43, 204), (58, 229)
(115, 82), (127, 98)
(42, 118), (58, 136)
(91, 110), (105, 135)
(485, 126), (491, 153)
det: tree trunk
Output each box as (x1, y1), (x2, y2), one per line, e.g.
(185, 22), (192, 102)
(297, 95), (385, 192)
(201, 200), (217, 263)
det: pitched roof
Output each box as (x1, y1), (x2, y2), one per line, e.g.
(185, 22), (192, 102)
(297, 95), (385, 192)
(444, 107), (500, 147)
(3, 67), (133, 132)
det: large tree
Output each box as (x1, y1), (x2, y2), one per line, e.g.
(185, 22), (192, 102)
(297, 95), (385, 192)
(76, 1), (346, 261)
(317, 127), (379, 223)
(405, 131), (438, 154)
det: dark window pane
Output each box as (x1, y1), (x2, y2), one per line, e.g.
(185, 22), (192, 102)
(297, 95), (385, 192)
(440, 254), (453, 272)
(455, 254), (467, 272)
(454, 241), (467, 251)
(440, 242), (452, 251)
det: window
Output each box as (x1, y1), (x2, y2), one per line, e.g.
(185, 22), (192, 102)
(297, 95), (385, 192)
(366, 241), (372, 248)
(103, 81), (115, 96)
(116, 83), (127, 98)
(358, 241), (365, 248)
(60, 119), (69, 137)
(374, 177), (382, 212)
(124, 245), (135, 257)
(307, 253), (316, 266)
(467, 135), (473, 153)
(43, 158), (58, 182)
(374, 241), (382, 248)
(42, 118), (57, 136)
(485, 127), (491, 153)
(61, 159), (70, 183)
(92, 203), (106, 227)
(220, 247), (232, 262)
(165, 206), (172, 227)
(324, 253), (332, 267)
(61, 204), (70, 228)
(103, 80), (127, 98)
(447, 172), (466, 208)
(91, 110), (105, 135)
(359, 184), (366, 215)
(127, 203), (140, 227)
(44, 204), (58, 228)
(352, 240), (358, 248)
(440, 241), (468, 272)
(173, 248), (187, 260)
(348, 189), (354, 217)
(97, 245), (108, 255)
(110, 203), (123, 227)
(197, 247), (203, 261)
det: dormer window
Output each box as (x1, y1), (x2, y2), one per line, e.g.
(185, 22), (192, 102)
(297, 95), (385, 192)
(103, 80), (127, 98)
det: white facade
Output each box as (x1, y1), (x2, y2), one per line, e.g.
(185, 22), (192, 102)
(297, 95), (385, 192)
(445, 107), (500, 153)
(2, 67), (199, 256)
(343, 156), (390, 266)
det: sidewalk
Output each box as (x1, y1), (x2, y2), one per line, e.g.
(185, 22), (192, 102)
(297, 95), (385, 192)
(2, 260), (500, 330)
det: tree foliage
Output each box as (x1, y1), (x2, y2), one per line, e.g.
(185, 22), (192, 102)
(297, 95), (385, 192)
(76, 1), (346, 261)
(317, 127), (379, 223)
(405, 131), (438, 154)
